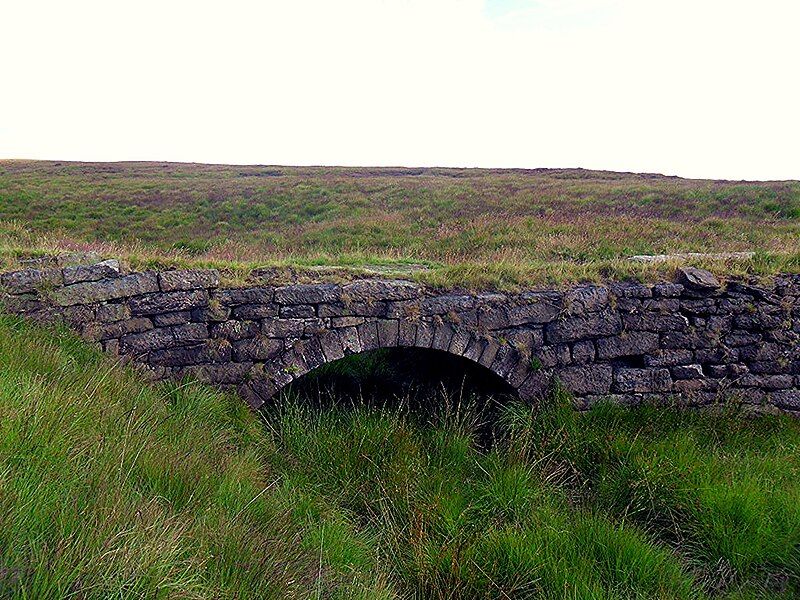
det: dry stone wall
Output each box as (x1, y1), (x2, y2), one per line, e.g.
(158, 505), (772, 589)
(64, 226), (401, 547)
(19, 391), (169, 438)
(2, 256), (799, 415)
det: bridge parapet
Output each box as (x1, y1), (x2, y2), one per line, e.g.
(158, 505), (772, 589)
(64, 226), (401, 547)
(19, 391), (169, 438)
(2, 255), (798, 414)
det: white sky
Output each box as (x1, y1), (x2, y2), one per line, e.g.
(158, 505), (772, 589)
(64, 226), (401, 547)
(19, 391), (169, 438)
(2, 0), (798, 180)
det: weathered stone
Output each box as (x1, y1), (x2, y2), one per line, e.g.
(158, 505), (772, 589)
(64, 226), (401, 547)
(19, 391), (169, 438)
(432, 324), (456, 351)
(376, 319), (399, 347)
(556, 364), (613, 395)
(213, 287), (273, 306)
(119, 327), (176, 355)
(614, 368), (672, 393)
(54, 272), (158, 306)
(158, 269), (220, 291)
(261, 318), (307, 338)
(536, 344), (572, 368)
(653, 282), (684, 297)
(210, 320), (260, 341)
(171, 323), (208, 345)
(596, 332), (659, 359)
(571, 340), (596, 364)
(564, 285), (609, 315)
(182, 362), (252, 385)
(318, 301), (388, 318)
(623, 313), (689, 332)
(357, 321), (380, 350)
(415, 323), (435, 348)
(319, 331), (345, 362)
(149, 342), (232, 366)
(130, 290), (208, 315)
(63, 259), (121, 285)
(229, 303), (277, 320)
(232, 336), (283, 361)
(153, 311), (191, 327)
(339, 326), (363, 354)
(480, 294), (561, 329)
(770, 389), (800, 410)
(84, 317), (153, 342)
(676, 267), (720, 291)
(1, 267), (63, 294)
(275, 284), (340, 305)
(739, 343), (786, 362)
(343, 279), (420, 302)
(496, 327), (545, 351)
(279, 305), (314, 319)
(330, 316), (365, 329)
(398, 321), (417, 347)
(736, 374), (793, 390)
(671, 364), (704, 380)
(191, 303), (231, 322)
(661, 330), (716, 350)
(609, 282), (652, 299)
(96, 302), (131, 323)
(420, 295), (475, 315)
(643, 349), (695, 367)
(545, 311), (622, 344)
(296, 338), (326, 371)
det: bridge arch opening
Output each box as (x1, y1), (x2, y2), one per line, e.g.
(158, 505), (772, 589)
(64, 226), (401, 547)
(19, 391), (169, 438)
(282, 346), (518, 409)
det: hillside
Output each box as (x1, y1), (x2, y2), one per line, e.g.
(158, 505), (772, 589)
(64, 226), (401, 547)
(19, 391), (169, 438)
(1, 160), (798, 288)
(0, 314), (799, 598)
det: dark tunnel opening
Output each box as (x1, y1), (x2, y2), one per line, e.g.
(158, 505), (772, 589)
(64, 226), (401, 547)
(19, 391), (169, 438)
(280, 347), (520, 437)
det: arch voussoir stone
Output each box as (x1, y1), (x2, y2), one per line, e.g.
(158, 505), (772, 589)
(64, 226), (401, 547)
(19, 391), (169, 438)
(1, 258), (798, 415)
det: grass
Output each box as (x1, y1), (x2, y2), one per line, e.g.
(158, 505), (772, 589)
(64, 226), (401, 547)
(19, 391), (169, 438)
(1, 314), (798, 598)
(0, 160), (798, 289)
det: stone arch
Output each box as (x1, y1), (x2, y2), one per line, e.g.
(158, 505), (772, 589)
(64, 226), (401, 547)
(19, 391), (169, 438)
(240, 318), (545, 410)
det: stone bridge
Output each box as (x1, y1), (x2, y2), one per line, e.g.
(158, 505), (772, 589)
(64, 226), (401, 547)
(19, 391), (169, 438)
(1, 256), (799, 414)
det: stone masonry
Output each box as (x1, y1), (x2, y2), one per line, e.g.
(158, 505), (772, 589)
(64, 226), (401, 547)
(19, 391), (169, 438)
(1, 256), (798, 415)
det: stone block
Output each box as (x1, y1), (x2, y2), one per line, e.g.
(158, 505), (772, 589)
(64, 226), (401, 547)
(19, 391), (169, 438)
(556, 364), (613, 395)
(614, 368), (672, 393)
(130, 290), (208, 315)
(63, 259), (121, 285)
(96, 302), (131, 323)
(213, 287), (273, 306)
(232, 336), (283, 361)
(319, 332), (345, 362)
(232, 303), (279, 319)
(377, 319), (399, 347)
(210, 320), (260, 341)
(596, 332), (659, 359)
(545, 311), (622, 344)
(671, 364), (704, 380)
(149, 342), (232, 366)
(564, 285), (609, 315)
(571, 340), (596, 364)
(676, 267), (720, 291)
(152, 311), (191, 327)
(343, 279), (420, 302)
(54, 272), (158, 306)
(420, 295), (475, 315)
(1, 267), (63, 294)
(158, 269), (220, 291)
(274, 284), (340, 305)
(261, 318), (307, 338)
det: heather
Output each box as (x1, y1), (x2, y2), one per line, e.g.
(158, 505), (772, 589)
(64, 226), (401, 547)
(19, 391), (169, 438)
(1, 161), (798, 288)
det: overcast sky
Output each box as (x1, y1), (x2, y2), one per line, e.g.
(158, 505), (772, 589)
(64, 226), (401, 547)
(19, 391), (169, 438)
(2, 0), (798, 180)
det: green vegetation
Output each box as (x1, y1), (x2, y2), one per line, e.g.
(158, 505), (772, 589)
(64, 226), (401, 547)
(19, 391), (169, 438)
(1, 314), (798, 598)
(1, 161), (798, 288)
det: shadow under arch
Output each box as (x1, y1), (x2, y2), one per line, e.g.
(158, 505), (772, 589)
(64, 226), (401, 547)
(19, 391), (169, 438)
(241, 319), (547, 410)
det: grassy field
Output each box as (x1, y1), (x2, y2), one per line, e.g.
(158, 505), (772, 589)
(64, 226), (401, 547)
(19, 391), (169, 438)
(1, 160), (798, 288)
(1, 314), (798, 599)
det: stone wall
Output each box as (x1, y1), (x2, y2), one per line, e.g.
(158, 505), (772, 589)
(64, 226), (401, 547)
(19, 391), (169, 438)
(1, 256), (798, 415)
